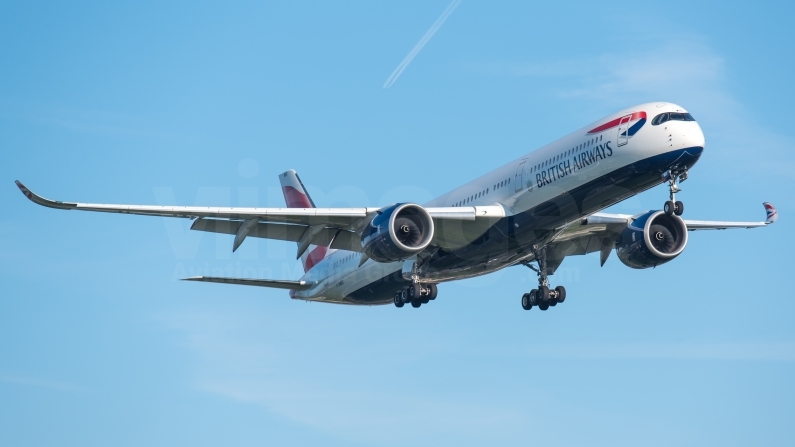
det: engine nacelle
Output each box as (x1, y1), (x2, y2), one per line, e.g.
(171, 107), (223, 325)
(361, 203), (435, 263)
(616, 210), (688, 269)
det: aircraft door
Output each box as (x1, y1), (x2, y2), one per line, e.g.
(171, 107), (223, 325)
(515, 160), (526, 192)
(617, 114), (632, 147)
(523, 162), (533, 191)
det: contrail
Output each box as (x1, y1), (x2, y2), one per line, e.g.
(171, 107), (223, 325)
(383, 0), (462, 89)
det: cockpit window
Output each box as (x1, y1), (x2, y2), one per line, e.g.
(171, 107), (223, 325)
(652, 112), (696, 125)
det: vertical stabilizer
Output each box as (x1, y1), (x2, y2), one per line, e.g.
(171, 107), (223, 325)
(279, 170), (327, 272)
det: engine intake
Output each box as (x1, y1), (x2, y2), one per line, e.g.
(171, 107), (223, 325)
(361, 203), (435, 263)
(616, 210), (688, 269)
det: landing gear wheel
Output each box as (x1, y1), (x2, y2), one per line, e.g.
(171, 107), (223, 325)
(520, 247), (569, 313)
(428, 284), (438, 300)
(674, 201), (684, 216)
(521, 293), (532, 310)
(555, 286), (566, 303)
(400, 288), (410, 303)
(411, 300), (422, 308)
(664, 200), (675, 216)
(394, 292), (404, 308)
(537, 285), (550, 303)
(408, 283), (422, 300)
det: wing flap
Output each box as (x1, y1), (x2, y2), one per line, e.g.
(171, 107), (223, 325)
(426, 205), (506, 221)
(189, 218), (363, 252)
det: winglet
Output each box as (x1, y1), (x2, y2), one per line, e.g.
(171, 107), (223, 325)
(764, 202), (778, 224)
(15, 181), (77, 210)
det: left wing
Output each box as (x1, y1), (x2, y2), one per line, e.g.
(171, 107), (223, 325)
(15, 181), (505, 253)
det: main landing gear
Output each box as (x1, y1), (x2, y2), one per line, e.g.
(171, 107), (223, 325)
(663, 170), (687, 216)
(394, 283), (438, 308)
(520, 247), (566, 311)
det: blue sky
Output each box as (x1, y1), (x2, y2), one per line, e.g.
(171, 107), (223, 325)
(2, 1), (794, 445)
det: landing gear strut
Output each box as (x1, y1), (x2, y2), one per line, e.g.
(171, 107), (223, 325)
(663, 170), (687, 216)
(394, 283), (437, 308)
(520, 246), (566, 311)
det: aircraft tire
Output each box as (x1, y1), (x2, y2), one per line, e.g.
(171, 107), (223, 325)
(428, 284), (438, 300)
(521, 293), (533, 310)
(394, 293), (404, 308)
(537, 285), (550, 302)
(539, 302), (549, 311)
(409, 283), (422, 300)
(555, 286), (566, 303)
(664, 201), (675, 216)
(401, 287), (410, 303)
(674, 201), (684, 216)
(411, 300), (422, 308)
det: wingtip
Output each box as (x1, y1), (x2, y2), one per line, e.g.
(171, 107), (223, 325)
(15, 180), (34, 201)
(763, 202), (778, 224)
(14, 181), (77, 210)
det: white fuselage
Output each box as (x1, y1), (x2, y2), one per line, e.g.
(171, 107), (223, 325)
(294, 102), (705, 303)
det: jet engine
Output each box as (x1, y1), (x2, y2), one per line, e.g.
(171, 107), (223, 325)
(361, 203), (435, 263)
(615, 210), (688, 269)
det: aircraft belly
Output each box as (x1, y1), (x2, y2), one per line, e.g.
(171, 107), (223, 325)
(339, 261), (402, 296)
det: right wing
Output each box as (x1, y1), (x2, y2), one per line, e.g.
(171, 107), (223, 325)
(544, 202), (778, 270)
(682, 202), (777, 229)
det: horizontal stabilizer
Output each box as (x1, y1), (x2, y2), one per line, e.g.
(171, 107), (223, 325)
(182, 276), (313, 290)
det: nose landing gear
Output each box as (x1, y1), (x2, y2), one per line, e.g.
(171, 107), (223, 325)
(663, 170), (687, 216)
(520, 247), (566, 312)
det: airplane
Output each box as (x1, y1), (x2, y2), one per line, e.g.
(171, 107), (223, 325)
(15, 102), (778, 311)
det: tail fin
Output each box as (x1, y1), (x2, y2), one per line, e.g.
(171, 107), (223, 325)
(279, 170), (327, 273)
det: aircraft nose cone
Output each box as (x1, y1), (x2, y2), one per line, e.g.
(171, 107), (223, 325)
(680, 122), (706, 150)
